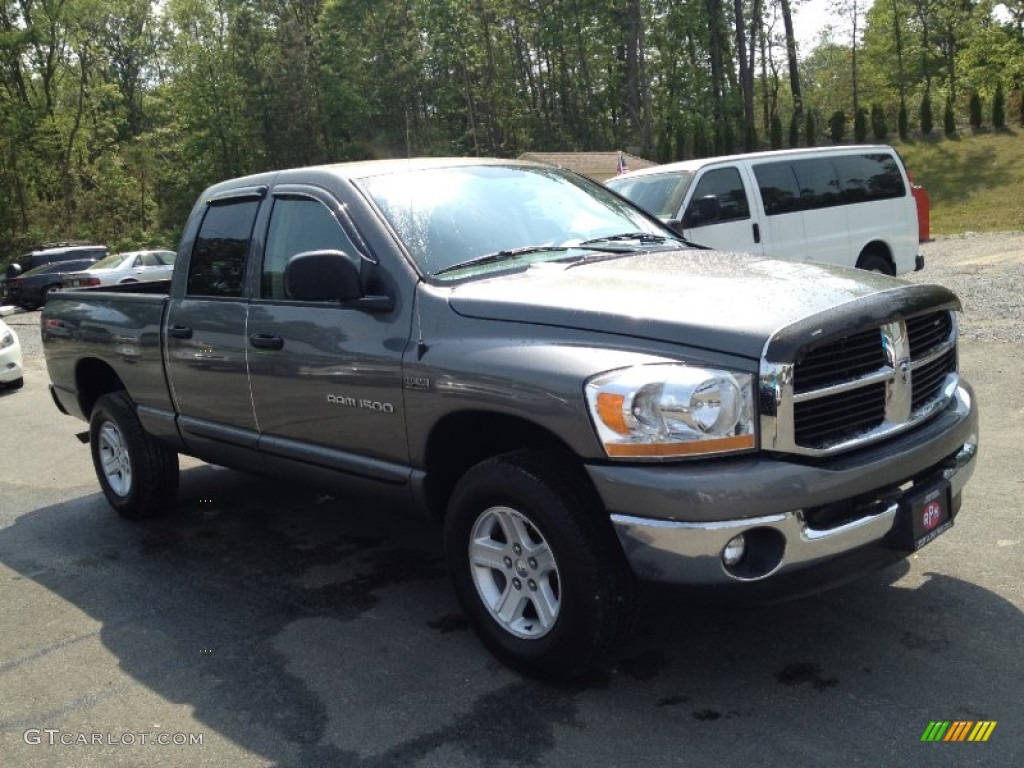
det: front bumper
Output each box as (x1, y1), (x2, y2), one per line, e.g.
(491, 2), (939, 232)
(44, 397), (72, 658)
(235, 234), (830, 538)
(587, 383), (977, 586)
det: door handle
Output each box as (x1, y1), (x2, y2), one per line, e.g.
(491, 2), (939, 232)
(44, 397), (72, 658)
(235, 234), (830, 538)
(168, 324), (193, 339)
(752, 223), (761, 244)
(249, 333), (284, 350)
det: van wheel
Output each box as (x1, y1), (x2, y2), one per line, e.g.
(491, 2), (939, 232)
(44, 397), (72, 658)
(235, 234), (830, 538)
(857, 250), (895, 275)
(444, 450), (635, 679)
(89, 391), (179, 519)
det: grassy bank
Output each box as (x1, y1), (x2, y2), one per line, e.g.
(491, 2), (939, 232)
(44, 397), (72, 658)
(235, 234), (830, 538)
(894, 129), (1024, 236)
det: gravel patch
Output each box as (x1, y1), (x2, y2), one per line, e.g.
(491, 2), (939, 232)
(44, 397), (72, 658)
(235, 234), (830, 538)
(906, 231), (1024, 345)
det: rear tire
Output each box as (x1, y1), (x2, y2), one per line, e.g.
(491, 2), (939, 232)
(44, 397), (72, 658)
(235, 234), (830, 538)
(89, 391), (179, 519)
(857, 250), (895, 275)
(444, 450), (635, 679)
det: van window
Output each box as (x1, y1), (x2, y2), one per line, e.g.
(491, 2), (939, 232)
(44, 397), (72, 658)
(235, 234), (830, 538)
(791, 158), (842, 210)
(832, 153), (906, 202)
(753, 163), (801, 215)
(607, 172), (693, 218)
(683, 167), (749, 225)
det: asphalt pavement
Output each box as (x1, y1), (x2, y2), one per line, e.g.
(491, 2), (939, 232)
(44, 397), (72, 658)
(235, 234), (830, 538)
(0, 295), (1020, 767)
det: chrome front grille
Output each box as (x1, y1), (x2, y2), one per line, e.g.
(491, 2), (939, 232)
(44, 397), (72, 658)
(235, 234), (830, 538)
(761, 309), (959, 457)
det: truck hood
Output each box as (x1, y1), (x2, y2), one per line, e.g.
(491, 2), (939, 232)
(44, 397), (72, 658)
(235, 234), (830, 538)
(447, 251), (949, 360)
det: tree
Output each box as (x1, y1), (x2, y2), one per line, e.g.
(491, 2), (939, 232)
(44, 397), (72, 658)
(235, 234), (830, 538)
(944, 96), (957, 135)
(898, 102), (909, 140)
(854, 106), (868, 141)
(920, 93), (934, 135)
(969, 92), (983, 129)
(788, 113), (799, 147)
(805, 111), (817, 146)
(993, 82), (1006, 129)
(871, 103), (888, 139)
(830, 110), (847, 142)
(771, 113), (783, 149)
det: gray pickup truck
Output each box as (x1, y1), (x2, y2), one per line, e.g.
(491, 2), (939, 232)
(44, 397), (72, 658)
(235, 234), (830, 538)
(42, 158), (978, 678)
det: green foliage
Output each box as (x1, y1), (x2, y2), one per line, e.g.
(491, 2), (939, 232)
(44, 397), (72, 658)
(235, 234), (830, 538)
(3, 0), (1024, 254)
(854, 108), (868, 142)
(920, 94), (934, 136)
(693, 121), (710, 158)
(944, 98), (957, 136)
(969, 92), (983, 130)
(674, 123), (688, 161)
(992, 83), (1005, 129)
(830, 110), (847, 143)
(870, 104), (887, 141)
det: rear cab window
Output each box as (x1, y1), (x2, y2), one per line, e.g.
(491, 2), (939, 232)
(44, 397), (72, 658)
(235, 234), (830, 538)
(186, 201), (260, 297)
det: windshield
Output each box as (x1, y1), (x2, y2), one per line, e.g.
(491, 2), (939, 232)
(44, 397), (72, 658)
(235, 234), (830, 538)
(358, 164), (673, 279)
(89, 252), (132, 270)
(606, 170), (695, 219)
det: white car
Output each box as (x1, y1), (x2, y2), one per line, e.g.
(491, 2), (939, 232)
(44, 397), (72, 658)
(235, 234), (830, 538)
(0, 319), (24, 390)
(63, 249), (176, 289)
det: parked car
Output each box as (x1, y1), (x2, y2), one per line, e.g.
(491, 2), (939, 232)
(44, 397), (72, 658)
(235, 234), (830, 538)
(606, 145), (922, 274)
(0, 319), (24, 390)
(62, 249), (176, 289)
(2, 243), (108, 302)
(6, 257), (102, 309)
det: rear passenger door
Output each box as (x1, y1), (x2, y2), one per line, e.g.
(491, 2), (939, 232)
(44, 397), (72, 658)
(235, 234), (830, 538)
(165, 189), (262, 464)
(751, 161), (807, 262)
(678, 165), (763, 255)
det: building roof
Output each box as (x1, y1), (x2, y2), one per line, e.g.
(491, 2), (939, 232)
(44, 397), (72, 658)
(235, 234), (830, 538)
(516, 151), (658, 181)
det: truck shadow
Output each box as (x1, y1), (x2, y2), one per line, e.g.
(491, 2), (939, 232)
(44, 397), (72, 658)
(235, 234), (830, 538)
(1, 464), (1020, 766)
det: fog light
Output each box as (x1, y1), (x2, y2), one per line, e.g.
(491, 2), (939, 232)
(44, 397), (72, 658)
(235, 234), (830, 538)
(722, 534), (746, 566)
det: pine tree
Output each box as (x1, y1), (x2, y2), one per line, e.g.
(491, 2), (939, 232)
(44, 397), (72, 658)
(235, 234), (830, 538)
(805, 111), (816, 147)
(920, 93), (933, 136)
(898, 102), (909, 141)
(993, 83), (1005, 130)
(829, 110), (846, 143)
(771, 114), (783, 149)
(788, 113), (799, 147)
(871, 104), (887, 141)
(854, 108), (868, 142)
(969, 92), (983, 130)
(944, 97), (957, 136)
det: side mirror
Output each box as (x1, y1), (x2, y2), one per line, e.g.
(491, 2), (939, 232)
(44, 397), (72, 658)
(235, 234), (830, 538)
(285, 250), (363, 303)
(682, 195), (722, 227)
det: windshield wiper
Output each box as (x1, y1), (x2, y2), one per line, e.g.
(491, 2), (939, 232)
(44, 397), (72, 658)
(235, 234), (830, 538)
(579, 232), (674, 245)
(433, 245), (574, 276)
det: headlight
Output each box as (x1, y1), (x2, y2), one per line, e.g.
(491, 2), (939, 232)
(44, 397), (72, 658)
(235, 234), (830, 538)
(585, 364), (756, 458)
(0, 332), (13, 349)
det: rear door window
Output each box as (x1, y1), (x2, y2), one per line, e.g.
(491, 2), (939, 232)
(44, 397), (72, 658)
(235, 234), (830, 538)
(833, 153), (906, 202)
(753, 162), (801, 215)
(186, 200), (259, 297)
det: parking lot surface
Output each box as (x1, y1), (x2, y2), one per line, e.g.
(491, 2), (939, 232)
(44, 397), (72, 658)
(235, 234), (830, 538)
(1, 235), (1021, 767)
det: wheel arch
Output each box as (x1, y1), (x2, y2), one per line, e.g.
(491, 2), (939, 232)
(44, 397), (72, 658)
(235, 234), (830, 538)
(855, 240), (895, 274)
(421, 410), (590, 520)
(76, 357), (127, 418)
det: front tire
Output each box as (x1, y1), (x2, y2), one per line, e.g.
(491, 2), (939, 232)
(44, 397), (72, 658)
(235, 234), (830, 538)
(89, 391), (179, 519)
(445, 450), (634, 679)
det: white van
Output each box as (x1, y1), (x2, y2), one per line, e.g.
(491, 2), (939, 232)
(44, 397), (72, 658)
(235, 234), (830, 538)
(606, 145), (923, 275)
